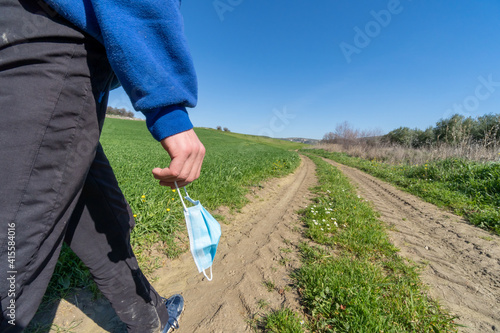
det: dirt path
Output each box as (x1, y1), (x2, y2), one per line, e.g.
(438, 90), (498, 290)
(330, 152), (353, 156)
(30, 156), (500, 332)
(156, 155), (316, 332)
(324, 159), (500, 333)
(30, 155), (317, 332)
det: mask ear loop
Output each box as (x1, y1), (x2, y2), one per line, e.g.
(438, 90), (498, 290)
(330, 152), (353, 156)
(174, 181), (187, 212)
(175, 182), (198, 205)
(202, 266), (213, 281)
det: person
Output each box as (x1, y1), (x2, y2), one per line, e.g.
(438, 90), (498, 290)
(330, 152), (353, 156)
(0, 0), (205, 332)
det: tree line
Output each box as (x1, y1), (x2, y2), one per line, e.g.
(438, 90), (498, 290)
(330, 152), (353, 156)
(383, 113), (500, 148)
(322, 114), (500, 149)
(106, 106), (135, 118)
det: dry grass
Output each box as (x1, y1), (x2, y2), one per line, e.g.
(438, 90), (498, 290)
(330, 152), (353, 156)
(319, 116), (500, 165)
(313, 142), (500, 165)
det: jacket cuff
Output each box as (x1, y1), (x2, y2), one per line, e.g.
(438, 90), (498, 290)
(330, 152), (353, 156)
(144, 105), (193, 141)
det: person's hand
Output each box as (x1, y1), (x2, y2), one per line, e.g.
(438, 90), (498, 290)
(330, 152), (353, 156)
(152, 129), (205, 188)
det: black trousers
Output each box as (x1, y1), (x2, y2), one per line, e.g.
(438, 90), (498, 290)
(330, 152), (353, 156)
(0, 1), (168, 331)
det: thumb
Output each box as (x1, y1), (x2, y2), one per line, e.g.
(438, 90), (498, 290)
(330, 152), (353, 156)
(152, 167), (175, 179)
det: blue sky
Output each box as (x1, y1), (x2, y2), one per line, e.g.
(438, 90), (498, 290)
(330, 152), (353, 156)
(108, 0), (500, 140)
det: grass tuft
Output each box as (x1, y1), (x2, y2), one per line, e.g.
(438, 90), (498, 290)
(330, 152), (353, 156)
(264, 308), (304, 333)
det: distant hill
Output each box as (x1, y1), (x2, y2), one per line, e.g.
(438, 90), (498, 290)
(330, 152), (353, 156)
(106, 114), (144, 121)
(278, 137), (319, 145)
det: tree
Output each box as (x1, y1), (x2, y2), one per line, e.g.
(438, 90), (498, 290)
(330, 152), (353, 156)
(321, 122), (359, 147)
(384, 127), (417, 147)
(106, 106), (135, 118)
(323, 122), (382, 147)
(473, 114), (500, 146)
(321, 132), (336, 144)
(415, 126), (435, 148)
(330, 121), (360, 148)
(433, 114), (472, 145)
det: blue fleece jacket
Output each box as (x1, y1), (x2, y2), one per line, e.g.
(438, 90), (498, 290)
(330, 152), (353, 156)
(44, 0), (197, 141)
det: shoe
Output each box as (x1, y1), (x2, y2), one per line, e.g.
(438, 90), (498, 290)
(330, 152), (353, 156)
(162, 294), (184, 333)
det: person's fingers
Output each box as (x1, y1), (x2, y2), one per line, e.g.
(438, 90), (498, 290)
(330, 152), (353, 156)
(152, 142), (203, 182)
(152, 154), (192, 181)
(152, 129), (205, 188)
(159, 179), (189, 189)
(182, 145), (204, 182)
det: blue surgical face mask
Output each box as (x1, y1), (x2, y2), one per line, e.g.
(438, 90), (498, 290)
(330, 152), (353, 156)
(175, 183), (221, 281)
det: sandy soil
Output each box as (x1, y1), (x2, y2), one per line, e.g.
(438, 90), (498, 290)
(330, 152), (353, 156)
(324, 159), (500, 333)
(30, 156), (500, 332)
(30, 156), (317, 332)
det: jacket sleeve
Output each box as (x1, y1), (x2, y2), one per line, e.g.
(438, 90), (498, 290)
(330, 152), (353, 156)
(45, 0), (198, 141)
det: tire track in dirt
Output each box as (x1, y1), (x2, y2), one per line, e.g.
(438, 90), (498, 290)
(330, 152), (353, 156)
(31, 155), (317, 332)
(324, 158), (500, 333)
(160, 155), (316, 332)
